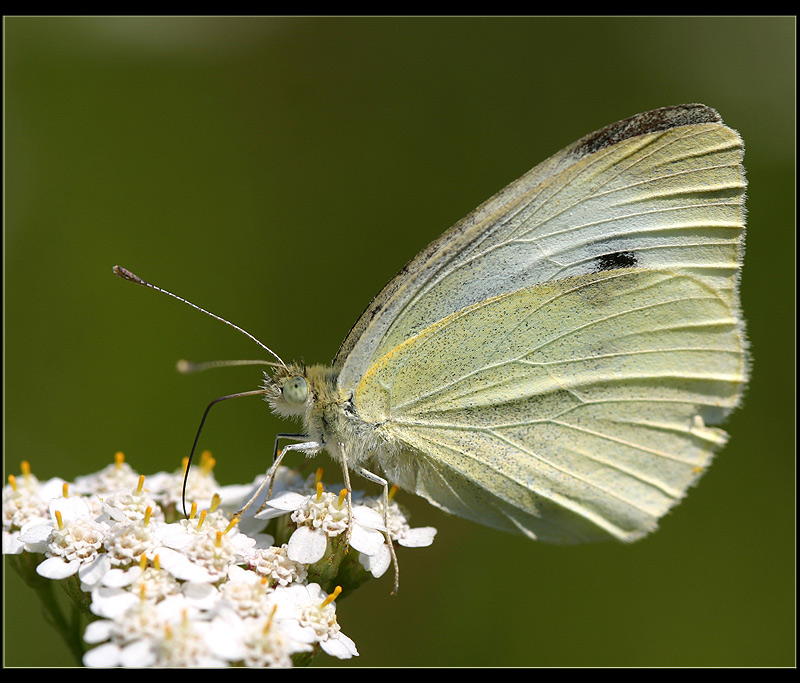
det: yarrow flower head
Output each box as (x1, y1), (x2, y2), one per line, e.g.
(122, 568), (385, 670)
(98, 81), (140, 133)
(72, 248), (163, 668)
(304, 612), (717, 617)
(3, 461), (67, 555)
(238, 607), (312, 668)
(102, 507), (161, 568)
(4, 453), (436, 667)
(250, 544), (308, 587)
(72, 452), (141, 497)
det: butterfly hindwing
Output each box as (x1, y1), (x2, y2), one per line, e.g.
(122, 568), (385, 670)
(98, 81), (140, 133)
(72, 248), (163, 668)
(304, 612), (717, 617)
(354, 268), (746, 541)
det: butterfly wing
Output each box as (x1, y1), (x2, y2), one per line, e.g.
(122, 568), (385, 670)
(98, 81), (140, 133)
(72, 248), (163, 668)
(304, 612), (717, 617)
(335, 104), (746, 390)
(336, 104), (747, 541)
(354, 269), (747, 542)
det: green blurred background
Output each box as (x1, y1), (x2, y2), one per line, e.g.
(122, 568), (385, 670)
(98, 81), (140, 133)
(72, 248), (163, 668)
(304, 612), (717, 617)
(4, 17), (794, 667)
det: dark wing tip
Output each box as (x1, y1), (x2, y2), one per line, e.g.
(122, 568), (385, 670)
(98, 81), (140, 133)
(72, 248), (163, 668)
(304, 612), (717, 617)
(569, 104), (723, 160)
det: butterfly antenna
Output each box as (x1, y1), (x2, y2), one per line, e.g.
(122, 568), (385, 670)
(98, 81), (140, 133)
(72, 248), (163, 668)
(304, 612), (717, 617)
(113, 265), (287, 369)
(176, 358), (283, 374)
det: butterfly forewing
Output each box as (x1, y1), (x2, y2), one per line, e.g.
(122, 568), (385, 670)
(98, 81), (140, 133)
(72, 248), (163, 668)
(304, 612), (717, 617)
(336, 106), (745, 394)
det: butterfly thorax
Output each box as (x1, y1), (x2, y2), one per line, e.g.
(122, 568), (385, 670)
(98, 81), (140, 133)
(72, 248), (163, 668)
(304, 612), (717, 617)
(264, 362), (394, 468)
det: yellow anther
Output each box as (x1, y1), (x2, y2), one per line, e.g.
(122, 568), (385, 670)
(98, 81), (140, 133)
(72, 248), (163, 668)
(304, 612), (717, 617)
(316, 481), (324, 501)
(8, 475), (17, 492)
(20, 461), (31, 479)
(338, 489), (348, 508)
(215, 531), (223, 548)
(210, 493), (221, 512)
(200, 450), (216, 475)
(181, 457), (190, 475)
(153, 554), (161, 570)
(136, 475), (145, 495)
(315, 468), (324, 486)
(320, 585), (342, 608)
(222, 517), (240, 535)
(139, 583), (147, 601)
(54, 509), (64, 530)
(189, 501), (198, 519)
(139, 554), (148, 570)
(62, 483), (69, 498)
(388, 485), (399, 501)
(144, 506), (153, 526)
(197, 510), (207, 530)
(115, 451), (125, 468)
(263, 604), (278, 634)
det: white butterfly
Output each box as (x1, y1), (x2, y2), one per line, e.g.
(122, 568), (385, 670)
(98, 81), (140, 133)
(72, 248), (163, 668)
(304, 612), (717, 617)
(117, 103), (748, 570)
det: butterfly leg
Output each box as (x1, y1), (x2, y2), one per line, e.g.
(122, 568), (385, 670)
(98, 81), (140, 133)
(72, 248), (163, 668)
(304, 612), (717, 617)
(348, 460), (400, 595)
(266, 433), (310, 501)
(234, 439), (322, 520)
(336, 449), (356, 549)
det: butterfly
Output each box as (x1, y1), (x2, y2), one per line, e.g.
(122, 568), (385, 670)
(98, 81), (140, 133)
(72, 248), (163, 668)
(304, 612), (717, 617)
(116, 103), (748, 574)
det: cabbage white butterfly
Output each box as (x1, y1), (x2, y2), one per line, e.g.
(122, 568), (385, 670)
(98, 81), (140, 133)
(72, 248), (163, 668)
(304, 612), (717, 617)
(116, 103), (747, 576)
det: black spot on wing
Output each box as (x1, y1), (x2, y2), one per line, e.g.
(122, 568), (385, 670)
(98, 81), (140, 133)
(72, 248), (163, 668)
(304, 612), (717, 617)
(594, 251), (638, 272)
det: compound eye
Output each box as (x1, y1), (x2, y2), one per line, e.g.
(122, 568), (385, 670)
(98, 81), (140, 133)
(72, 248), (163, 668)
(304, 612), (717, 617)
(283, 375), (308, 405)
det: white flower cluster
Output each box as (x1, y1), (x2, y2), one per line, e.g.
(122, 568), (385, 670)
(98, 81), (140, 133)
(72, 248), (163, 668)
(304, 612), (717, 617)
(3, 454), (436, 667)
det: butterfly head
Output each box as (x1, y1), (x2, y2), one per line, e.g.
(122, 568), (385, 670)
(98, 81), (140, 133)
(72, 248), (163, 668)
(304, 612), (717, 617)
(261, 362), (310, 418)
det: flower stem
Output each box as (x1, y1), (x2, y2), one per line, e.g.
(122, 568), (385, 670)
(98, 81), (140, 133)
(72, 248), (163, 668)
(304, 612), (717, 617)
(9, 553), (86, 665)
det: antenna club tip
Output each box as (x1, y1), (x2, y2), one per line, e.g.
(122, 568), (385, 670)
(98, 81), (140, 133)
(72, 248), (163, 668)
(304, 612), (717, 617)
(113, 265), (146, 286)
